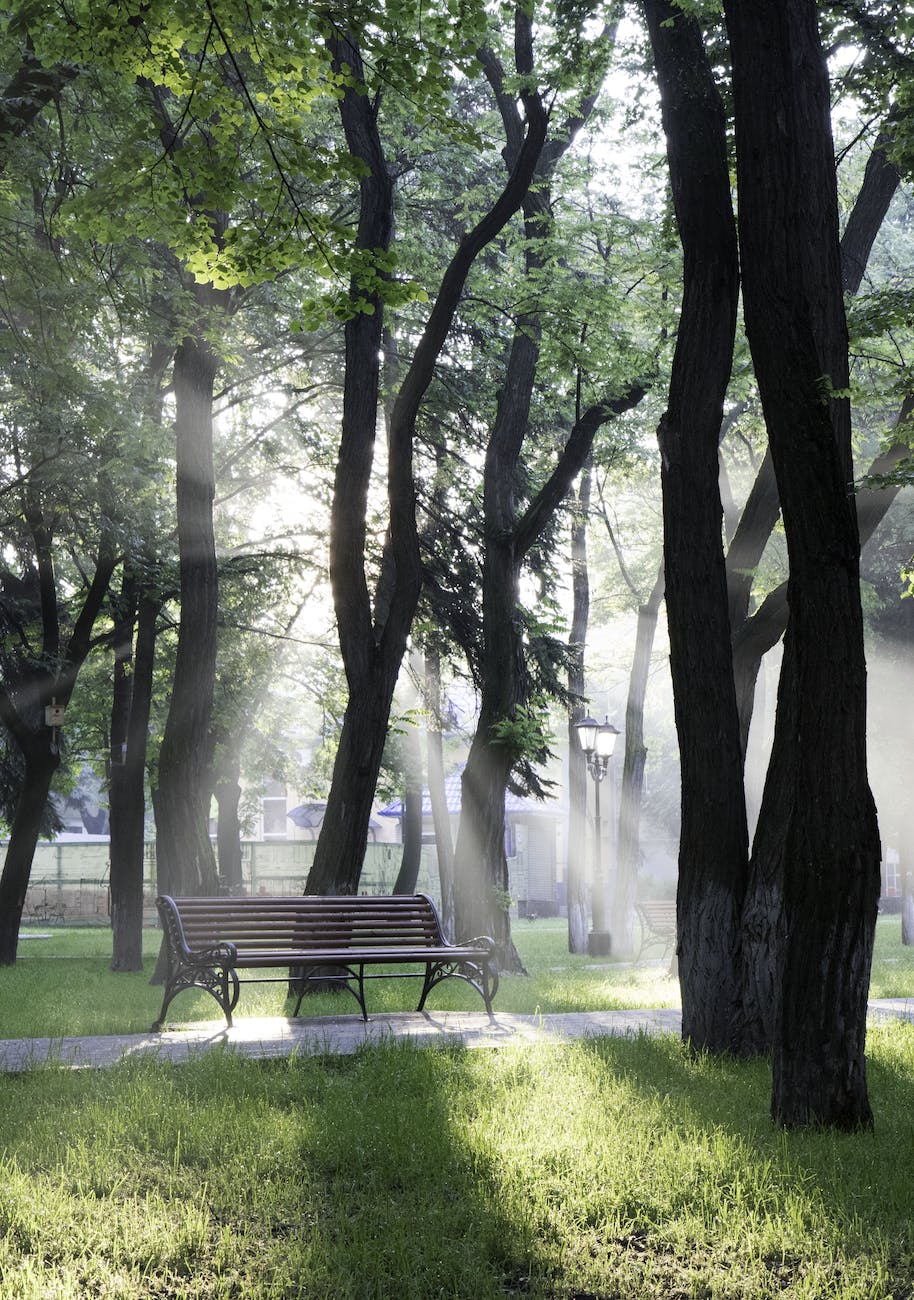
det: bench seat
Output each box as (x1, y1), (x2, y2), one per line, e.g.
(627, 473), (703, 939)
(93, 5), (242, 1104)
(153, 893), (498, 1029)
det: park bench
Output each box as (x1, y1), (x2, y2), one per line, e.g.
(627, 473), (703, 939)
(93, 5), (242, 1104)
(634, 899), (677, 965)
(152, 892), (498, 1030)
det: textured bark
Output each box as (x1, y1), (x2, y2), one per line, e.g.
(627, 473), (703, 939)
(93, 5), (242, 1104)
(644, 0), (749, 1053)
(729, 125), (902, 752)
(307, 20), (547, 896)
(566, 467), (591, 956)
(613, 564), (665, 956)
(109, 578), (161, 971)
(726, 0), (881, 1127)
(153, 329), (221, 897)
(0, 742), (60, 962)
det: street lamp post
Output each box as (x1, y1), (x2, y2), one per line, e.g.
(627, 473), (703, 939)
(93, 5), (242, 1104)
(575, 715), (620, 957)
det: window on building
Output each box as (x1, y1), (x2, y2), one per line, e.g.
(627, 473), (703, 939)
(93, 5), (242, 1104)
(262, 781), (288, 839)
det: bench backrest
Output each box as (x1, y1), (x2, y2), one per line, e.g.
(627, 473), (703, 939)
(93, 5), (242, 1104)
(159, 893), (447, 955)
(635, 900), (677, 934)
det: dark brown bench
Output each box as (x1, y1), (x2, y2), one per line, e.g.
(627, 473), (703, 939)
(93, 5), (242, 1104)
(153, 893), (498, 1029)
(635, 899), (677, 963)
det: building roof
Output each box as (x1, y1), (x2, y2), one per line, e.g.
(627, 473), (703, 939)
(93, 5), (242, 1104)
(378, 768), (564, 819)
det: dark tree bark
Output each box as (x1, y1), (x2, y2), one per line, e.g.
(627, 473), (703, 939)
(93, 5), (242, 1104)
(566, 465), (592, 955)
(613, 564), (665, 956)
(306, 16), (547, 896)
(0, 527), (116, 963)
(0, 48), (78, 169)
(840, 124), (900, 295)
(728, 124), (902, 753)
(725, 0), (881, 1127)
(108, 572), (161, 970)
(643, 0), (749, 1053)
(153, 326), (221, 897)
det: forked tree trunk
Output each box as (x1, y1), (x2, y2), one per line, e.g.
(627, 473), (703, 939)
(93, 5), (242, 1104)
(726, 0), (882, 1127)
(307, 19), (546, 896)
(644, 0), (749, 1053)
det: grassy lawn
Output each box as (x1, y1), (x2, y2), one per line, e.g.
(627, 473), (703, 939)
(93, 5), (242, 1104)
(0, 915), (913, 1297)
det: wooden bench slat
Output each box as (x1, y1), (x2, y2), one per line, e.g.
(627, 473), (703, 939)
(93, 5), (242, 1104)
(153, 893), (498, 1029)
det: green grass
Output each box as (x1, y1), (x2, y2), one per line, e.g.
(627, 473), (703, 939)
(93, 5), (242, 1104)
(1, 916), (913, 1296)
(1, 1027), (914, 1296)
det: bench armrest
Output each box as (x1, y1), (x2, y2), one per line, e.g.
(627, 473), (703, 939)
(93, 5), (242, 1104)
(183, 940), (238, 968)
(463, 935), (497, 956)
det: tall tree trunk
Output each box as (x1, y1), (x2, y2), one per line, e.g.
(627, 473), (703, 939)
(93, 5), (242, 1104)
(0, 741), (60, 962)
(613, 564), (665, 956)
(726, 0), (881, 1127)
(566, 467), (592, 955)
(108, 574), (161, 971)
(153, 329), (221, 897)
(644, 0), (749, 1054)
(728, 125), (902, 752)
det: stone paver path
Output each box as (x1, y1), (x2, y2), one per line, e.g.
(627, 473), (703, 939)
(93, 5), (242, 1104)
(1, 1001), (911, 1074)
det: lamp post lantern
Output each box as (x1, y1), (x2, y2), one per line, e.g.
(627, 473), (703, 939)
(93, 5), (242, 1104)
(574, 715), (620, 957)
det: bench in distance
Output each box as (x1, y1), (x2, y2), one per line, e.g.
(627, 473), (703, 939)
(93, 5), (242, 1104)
(153, 892), (499, 1029)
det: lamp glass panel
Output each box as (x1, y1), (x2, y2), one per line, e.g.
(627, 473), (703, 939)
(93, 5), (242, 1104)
(595, 722), (619, 759)
(575, 717), (599, 754)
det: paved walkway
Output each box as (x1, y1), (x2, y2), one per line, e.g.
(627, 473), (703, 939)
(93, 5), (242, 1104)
(1, 999), (912, 1073)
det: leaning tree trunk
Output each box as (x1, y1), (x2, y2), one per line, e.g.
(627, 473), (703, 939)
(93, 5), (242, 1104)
(0, 741), (60, 963)
(726, 0), (882, 1128)
(153, 329), (221, 898)
(644, 0), (749, 1054)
